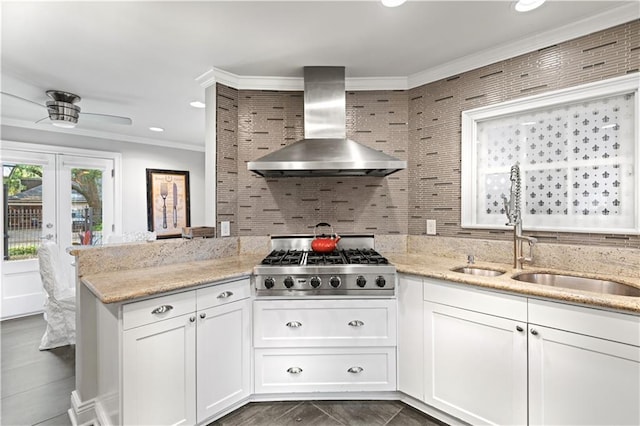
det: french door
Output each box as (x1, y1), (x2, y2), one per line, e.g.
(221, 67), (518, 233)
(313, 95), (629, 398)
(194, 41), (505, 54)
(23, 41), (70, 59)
(1, 144), (117, 319)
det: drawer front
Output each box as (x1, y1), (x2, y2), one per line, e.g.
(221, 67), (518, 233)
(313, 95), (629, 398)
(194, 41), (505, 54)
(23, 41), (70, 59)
(196, 278), (251, 311)
(123, 291), (196, 330)
(423, 278), (527, 322)
(254, 299), (397, 348)
(254, 347), (396, 393)
(529, 299), (640, 346)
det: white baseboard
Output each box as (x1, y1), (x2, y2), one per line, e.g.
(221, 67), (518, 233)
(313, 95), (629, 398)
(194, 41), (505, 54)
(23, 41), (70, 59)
(70, 390), (98, 426)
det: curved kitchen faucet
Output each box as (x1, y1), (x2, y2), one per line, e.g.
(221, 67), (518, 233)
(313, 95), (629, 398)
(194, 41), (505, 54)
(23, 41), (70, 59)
(502, 163), (537, 269)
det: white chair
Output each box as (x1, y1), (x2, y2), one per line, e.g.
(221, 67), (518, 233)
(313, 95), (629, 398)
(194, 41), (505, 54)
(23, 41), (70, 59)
(38, 241), (76, 350)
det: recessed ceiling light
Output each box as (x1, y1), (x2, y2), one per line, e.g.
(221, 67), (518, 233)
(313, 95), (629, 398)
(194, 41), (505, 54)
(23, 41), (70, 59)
(189, 101), (206, 108)
(149, 127), (164, 132)
(381, 0), (407, 7)
(514, 0), (546, 12)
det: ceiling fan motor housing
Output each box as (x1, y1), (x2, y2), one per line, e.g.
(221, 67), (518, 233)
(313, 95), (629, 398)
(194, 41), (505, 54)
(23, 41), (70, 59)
(46, 90), (81, 127)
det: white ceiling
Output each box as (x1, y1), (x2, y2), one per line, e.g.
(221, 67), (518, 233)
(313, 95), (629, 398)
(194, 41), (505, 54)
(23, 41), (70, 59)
(1, 1), (637, 151)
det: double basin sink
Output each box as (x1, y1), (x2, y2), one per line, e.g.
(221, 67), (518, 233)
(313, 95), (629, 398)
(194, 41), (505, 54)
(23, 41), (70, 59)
(451, 266), (640, 297)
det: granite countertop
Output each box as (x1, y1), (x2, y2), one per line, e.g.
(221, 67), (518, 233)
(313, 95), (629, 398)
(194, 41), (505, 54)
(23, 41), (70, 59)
(81, 254), (263, 304)
(386, 253), (640, 315)
(81, 250), (640, 314)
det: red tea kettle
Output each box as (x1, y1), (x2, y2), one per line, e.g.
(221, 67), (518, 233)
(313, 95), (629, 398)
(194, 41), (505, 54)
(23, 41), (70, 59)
(311, 223), (341, 253)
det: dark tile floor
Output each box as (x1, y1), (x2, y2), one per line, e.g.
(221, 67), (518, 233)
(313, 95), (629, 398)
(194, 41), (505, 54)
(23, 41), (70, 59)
(2, 315), (448, 426)
(211, 400), (447, 425)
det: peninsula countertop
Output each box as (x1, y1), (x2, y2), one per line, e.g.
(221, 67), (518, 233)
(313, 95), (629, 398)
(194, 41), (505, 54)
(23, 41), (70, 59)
(80, 254), (263, 304)
(386, 252), (640, 314)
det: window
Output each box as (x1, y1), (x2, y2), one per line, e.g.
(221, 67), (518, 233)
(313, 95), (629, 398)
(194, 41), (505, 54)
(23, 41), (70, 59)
(461, 74), (639, 234)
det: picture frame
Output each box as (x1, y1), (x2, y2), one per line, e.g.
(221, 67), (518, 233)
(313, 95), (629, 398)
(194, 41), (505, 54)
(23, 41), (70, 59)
(146, 169), (191, 239)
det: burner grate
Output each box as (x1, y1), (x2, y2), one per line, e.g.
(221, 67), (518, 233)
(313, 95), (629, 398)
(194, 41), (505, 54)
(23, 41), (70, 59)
(306, 250), (346, 265)
(261, 249), (304, 266)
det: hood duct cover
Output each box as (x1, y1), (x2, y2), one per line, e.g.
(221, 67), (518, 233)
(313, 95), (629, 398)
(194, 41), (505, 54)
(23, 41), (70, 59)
(247, 66), (407, 178)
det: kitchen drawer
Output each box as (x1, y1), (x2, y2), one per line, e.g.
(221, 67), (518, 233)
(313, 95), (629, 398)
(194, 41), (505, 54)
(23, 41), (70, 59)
(196, 278), (251, 311)
(423, 278), (527, 322)
(529, 299), (640, 346)
(253, 299), (397, 348)
(254, 347), (396, 393)
(123, 291), (196, 330)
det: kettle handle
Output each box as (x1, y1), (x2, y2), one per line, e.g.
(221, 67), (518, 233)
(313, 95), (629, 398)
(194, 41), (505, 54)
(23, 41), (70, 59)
(314, 223), (333, 238)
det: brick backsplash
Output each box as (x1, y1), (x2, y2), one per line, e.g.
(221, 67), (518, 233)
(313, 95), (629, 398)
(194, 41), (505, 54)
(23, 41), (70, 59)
(218, 20), (639, 248)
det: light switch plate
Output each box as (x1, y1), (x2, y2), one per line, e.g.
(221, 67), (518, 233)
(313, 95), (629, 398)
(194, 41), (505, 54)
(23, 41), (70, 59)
(426, 219), (436, 235)
(220, 221), (230, 237)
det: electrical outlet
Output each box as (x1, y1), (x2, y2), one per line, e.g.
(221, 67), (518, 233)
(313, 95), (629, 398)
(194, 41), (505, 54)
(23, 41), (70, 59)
(220, 221), (230, 237)
(426, 219), (436, 235)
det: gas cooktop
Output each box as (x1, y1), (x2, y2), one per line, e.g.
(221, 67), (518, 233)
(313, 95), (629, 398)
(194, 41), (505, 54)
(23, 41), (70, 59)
(254, 234), (396, 297)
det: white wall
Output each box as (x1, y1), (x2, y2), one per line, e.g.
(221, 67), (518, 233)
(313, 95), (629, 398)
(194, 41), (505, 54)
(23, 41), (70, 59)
(1, 125), (206, 233)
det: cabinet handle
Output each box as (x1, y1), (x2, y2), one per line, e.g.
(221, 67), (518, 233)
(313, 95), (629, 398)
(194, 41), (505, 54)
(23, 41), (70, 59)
(286, 321), (302, 328)
(348, 320), (364, 327)
(217, 291), (234, 299)
(189, 316), (196, 323)
(287, 367), (303, 374)
(151, 305), (173, 315)
(347, 366), (364, 374)
(530, 328), (538, 336)
(516, 325), (524, 332)
(200, 313), (206, 319)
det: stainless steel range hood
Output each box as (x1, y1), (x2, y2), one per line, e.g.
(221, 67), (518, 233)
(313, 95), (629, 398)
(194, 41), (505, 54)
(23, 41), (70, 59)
(247, 67), (407, 178)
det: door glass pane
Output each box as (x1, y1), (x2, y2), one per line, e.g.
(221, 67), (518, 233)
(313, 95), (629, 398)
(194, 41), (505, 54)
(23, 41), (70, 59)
(71, 168), (103, 246)
(3, 163), (43, 261)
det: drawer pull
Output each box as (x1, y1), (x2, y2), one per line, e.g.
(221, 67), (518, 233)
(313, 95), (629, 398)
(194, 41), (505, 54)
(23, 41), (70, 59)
(189, 316), (196, 323)
(347, 366), (364, 374)
(287, 367), (303, 374)
(286, 321), (302, 328)
(217, 291), (234, 299)
(200, 313), (206, 319)
(151, 305), (173, 315)
(348, 320), (364, 327)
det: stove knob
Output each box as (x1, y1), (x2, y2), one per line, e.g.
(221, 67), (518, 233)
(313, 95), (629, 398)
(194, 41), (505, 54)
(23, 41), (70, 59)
(356, 276), (367, 288)
(329, 276), (341, 288)
(375, 276), (386, 288)
(264, 277), (275, 289)
(284, 276), (295, 289)
(310, 276), (321, 288)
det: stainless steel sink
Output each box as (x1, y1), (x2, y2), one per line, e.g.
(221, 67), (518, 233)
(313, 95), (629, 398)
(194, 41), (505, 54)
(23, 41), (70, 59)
(512, 273), (640, 297)
(451, 267), (505, 277)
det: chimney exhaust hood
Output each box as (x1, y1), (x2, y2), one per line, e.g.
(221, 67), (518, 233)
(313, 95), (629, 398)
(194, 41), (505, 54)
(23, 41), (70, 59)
(247, 66), (407, 178)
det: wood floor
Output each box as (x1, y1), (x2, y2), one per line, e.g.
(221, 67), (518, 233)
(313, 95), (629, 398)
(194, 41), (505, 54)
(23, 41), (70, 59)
(1, 314), (74, 426)
(2, 315), (447, 426)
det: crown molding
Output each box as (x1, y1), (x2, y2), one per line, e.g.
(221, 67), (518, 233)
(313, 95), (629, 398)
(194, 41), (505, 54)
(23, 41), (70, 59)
(1, 118), (205, 152)
(201, 3), (638, 93)
(408, 3), (639, 88)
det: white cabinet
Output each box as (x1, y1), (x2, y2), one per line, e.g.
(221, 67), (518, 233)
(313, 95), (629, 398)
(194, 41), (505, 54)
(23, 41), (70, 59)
(121, 277), (251, 425)
(196, 287), (251, 422)
(123, 313), (197, 426)
(253, 298), (397, 394)
(423, 282), (528, 425)
(397, 274), (424, 400)
(411, 276), (640, 426)
(528, 300), (640, 426)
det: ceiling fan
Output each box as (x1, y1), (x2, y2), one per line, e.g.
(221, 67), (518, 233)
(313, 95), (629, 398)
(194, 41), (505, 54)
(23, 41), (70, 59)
(1, 90), (133, 128)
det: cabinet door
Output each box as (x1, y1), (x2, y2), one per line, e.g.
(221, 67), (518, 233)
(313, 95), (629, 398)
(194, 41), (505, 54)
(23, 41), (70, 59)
(529, 324), (640, 426)
(397, 274), (423, 400)
(424, 301), (527, 425)
(196, 298), (251, 422)
(123, 314), (196, 426)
